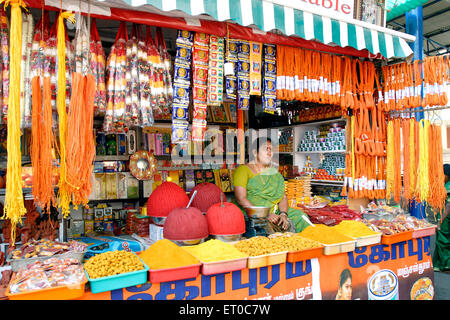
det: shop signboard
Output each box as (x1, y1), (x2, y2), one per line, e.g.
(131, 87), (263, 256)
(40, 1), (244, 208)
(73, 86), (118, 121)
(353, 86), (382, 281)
(80, 236), (434, 300)
(273, 0), (354, 20)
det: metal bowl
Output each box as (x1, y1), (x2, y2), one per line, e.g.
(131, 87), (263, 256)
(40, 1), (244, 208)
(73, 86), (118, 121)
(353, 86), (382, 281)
(171, 238), (206, 246)
(212, 234), (243, 242)
(245, 206), (271, 219)
(151, 216), (167, 226)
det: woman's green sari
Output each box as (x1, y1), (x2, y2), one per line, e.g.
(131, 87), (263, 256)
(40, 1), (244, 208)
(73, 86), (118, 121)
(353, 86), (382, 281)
(234, 166), (311, 233)
(432, 182), (450, 271)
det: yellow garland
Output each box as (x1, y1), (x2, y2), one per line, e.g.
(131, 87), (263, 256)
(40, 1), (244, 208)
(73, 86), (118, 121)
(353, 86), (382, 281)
(56, 11), (75, 218)
(386, 119), (394, 200)
(409, 118), (416, 197)
(1, 0), (28, 246)
(416, 119), (430, 203)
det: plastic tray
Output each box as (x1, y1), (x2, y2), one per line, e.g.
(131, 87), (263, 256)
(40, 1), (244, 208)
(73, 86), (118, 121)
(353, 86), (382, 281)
(412, 226), (437, 239)
(85, 255), (149, 294)
(247, 251), (287, 269)
(322, 241), (356, 255)
(201, 257), (248, 275)
(148, 264), (201, 283)
(7, 250), (87, 272)
(381, 230), (413, 245)
(5, 274), (87, 300)
(286, 246), (324, 263)
(353, 233), (382, 247)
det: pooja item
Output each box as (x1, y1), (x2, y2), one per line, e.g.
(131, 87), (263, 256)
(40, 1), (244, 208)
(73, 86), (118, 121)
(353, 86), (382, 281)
(129, 150), (157, 180)
(172, 30), (193, 144)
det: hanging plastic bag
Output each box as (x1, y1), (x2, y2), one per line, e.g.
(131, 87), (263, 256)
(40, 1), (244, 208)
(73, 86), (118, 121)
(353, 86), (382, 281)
(136, 24), (153, 128)
(20, 12), (33, 129)
(104, 21), (128, 133)
(90, 18), (106, 116)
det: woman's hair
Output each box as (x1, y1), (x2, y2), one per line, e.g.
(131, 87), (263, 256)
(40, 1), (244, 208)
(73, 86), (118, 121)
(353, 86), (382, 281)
(444, 164), (450, 178)
(251, 137), (272, 154)
(339, 269), (352, 288)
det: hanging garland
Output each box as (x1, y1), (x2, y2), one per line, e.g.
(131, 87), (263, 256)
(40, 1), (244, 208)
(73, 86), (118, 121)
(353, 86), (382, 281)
(1, 0), (28, 246)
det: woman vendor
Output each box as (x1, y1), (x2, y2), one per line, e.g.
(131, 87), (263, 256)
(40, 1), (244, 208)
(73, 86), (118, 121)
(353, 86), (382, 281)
(233, 137), (311, 234)
(433, 164), (450, 273)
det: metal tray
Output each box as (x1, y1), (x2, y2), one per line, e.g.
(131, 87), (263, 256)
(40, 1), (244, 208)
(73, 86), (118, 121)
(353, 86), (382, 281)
(7, 250), (87, 272)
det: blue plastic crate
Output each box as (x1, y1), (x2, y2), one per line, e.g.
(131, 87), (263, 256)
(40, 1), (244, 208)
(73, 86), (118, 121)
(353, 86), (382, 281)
(85, 254), (149, 294)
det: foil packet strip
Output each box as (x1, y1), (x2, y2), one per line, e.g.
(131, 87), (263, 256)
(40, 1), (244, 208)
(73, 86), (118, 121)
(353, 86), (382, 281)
(193, 84), (208, 103)
(264, 59), (277, 76)
(238, 76), (250, 92)
(263, 94), (277, 113)
(193, 64), (209, 85)
(226, 76), (237, 100)
(227, 39), (239, 56)
(172, 103), (189, 121)
(174, 61), (191, 84)
(238, 94), (250, 110)
(175, 43), (193, 64)
(237, 60), (251, 74)
(192, 45), (209, 66)
(193, 103), (208, 121)
(263, 44), (276, 59)
(194, 32), (210, 46)
(173, 82), (191, 104)
(209, 51), (224, 61)
(263, 76), (276, 94)
(172, 119), (190, 144)
(176, 30), (194, 46)
(192, 118), (207, 142)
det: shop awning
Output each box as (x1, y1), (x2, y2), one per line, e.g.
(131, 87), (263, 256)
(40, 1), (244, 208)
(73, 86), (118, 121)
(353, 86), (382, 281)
(386, 0), (428, 21)
(29, 0), (416, 59)
(85, 0), (415, 59)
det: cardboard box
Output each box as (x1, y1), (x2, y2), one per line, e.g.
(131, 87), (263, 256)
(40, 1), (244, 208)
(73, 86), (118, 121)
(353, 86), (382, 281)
(117, 172), (128, 199)
(126, 173), (139, 199)
(94, 173), (107, 200)
(84, 220), (94, 234)
(106, 172), (118, 199)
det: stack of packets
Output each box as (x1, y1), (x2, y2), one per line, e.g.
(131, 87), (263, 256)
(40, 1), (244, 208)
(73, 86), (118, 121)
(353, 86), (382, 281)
(263, 44), (277, 113)
(236, 40), (250, 110)
(285, 177), (312, 208)
(172, 30), (194, 144)
(207, 35), (224, 106)
(192, 32), (210, 141)
(225, 38), (238, 100)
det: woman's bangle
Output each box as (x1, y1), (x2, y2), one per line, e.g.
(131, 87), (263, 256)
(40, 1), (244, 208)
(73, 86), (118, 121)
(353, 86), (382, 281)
(279, 211), (287, 217)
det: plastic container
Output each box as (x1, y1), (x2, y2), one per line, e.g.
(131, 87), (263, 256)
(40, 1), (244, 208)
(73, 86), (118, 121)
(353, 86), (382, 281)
(247, 251), (287, 269)
(7, 250), (87, 272)
(85, 255), (149, 294)
(201, 257), (248, 275)
(5, 274), (87, 300)
(148, 264), (201, 283)
(412, 226), (437, 239)
(322, 241), (356, 255)
(381, 230), (413, 245)
(353, 233), (382, 247)
(286, 246), (324, 263)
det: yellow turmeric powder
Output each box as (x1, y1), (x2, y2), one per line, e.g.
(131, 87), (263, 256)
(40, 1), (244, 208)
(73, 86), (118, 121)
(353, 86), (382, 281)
(138, 239), (199, 269)
(183, 239), (248, 262)
(299, 224), (354, 244)
(331, 220), (379, 238)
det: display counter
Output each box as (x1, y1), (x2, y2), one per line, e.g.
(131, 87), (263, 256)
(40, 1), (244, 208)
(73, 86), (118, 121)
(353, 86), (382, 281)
(79, 235), (434, 300)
